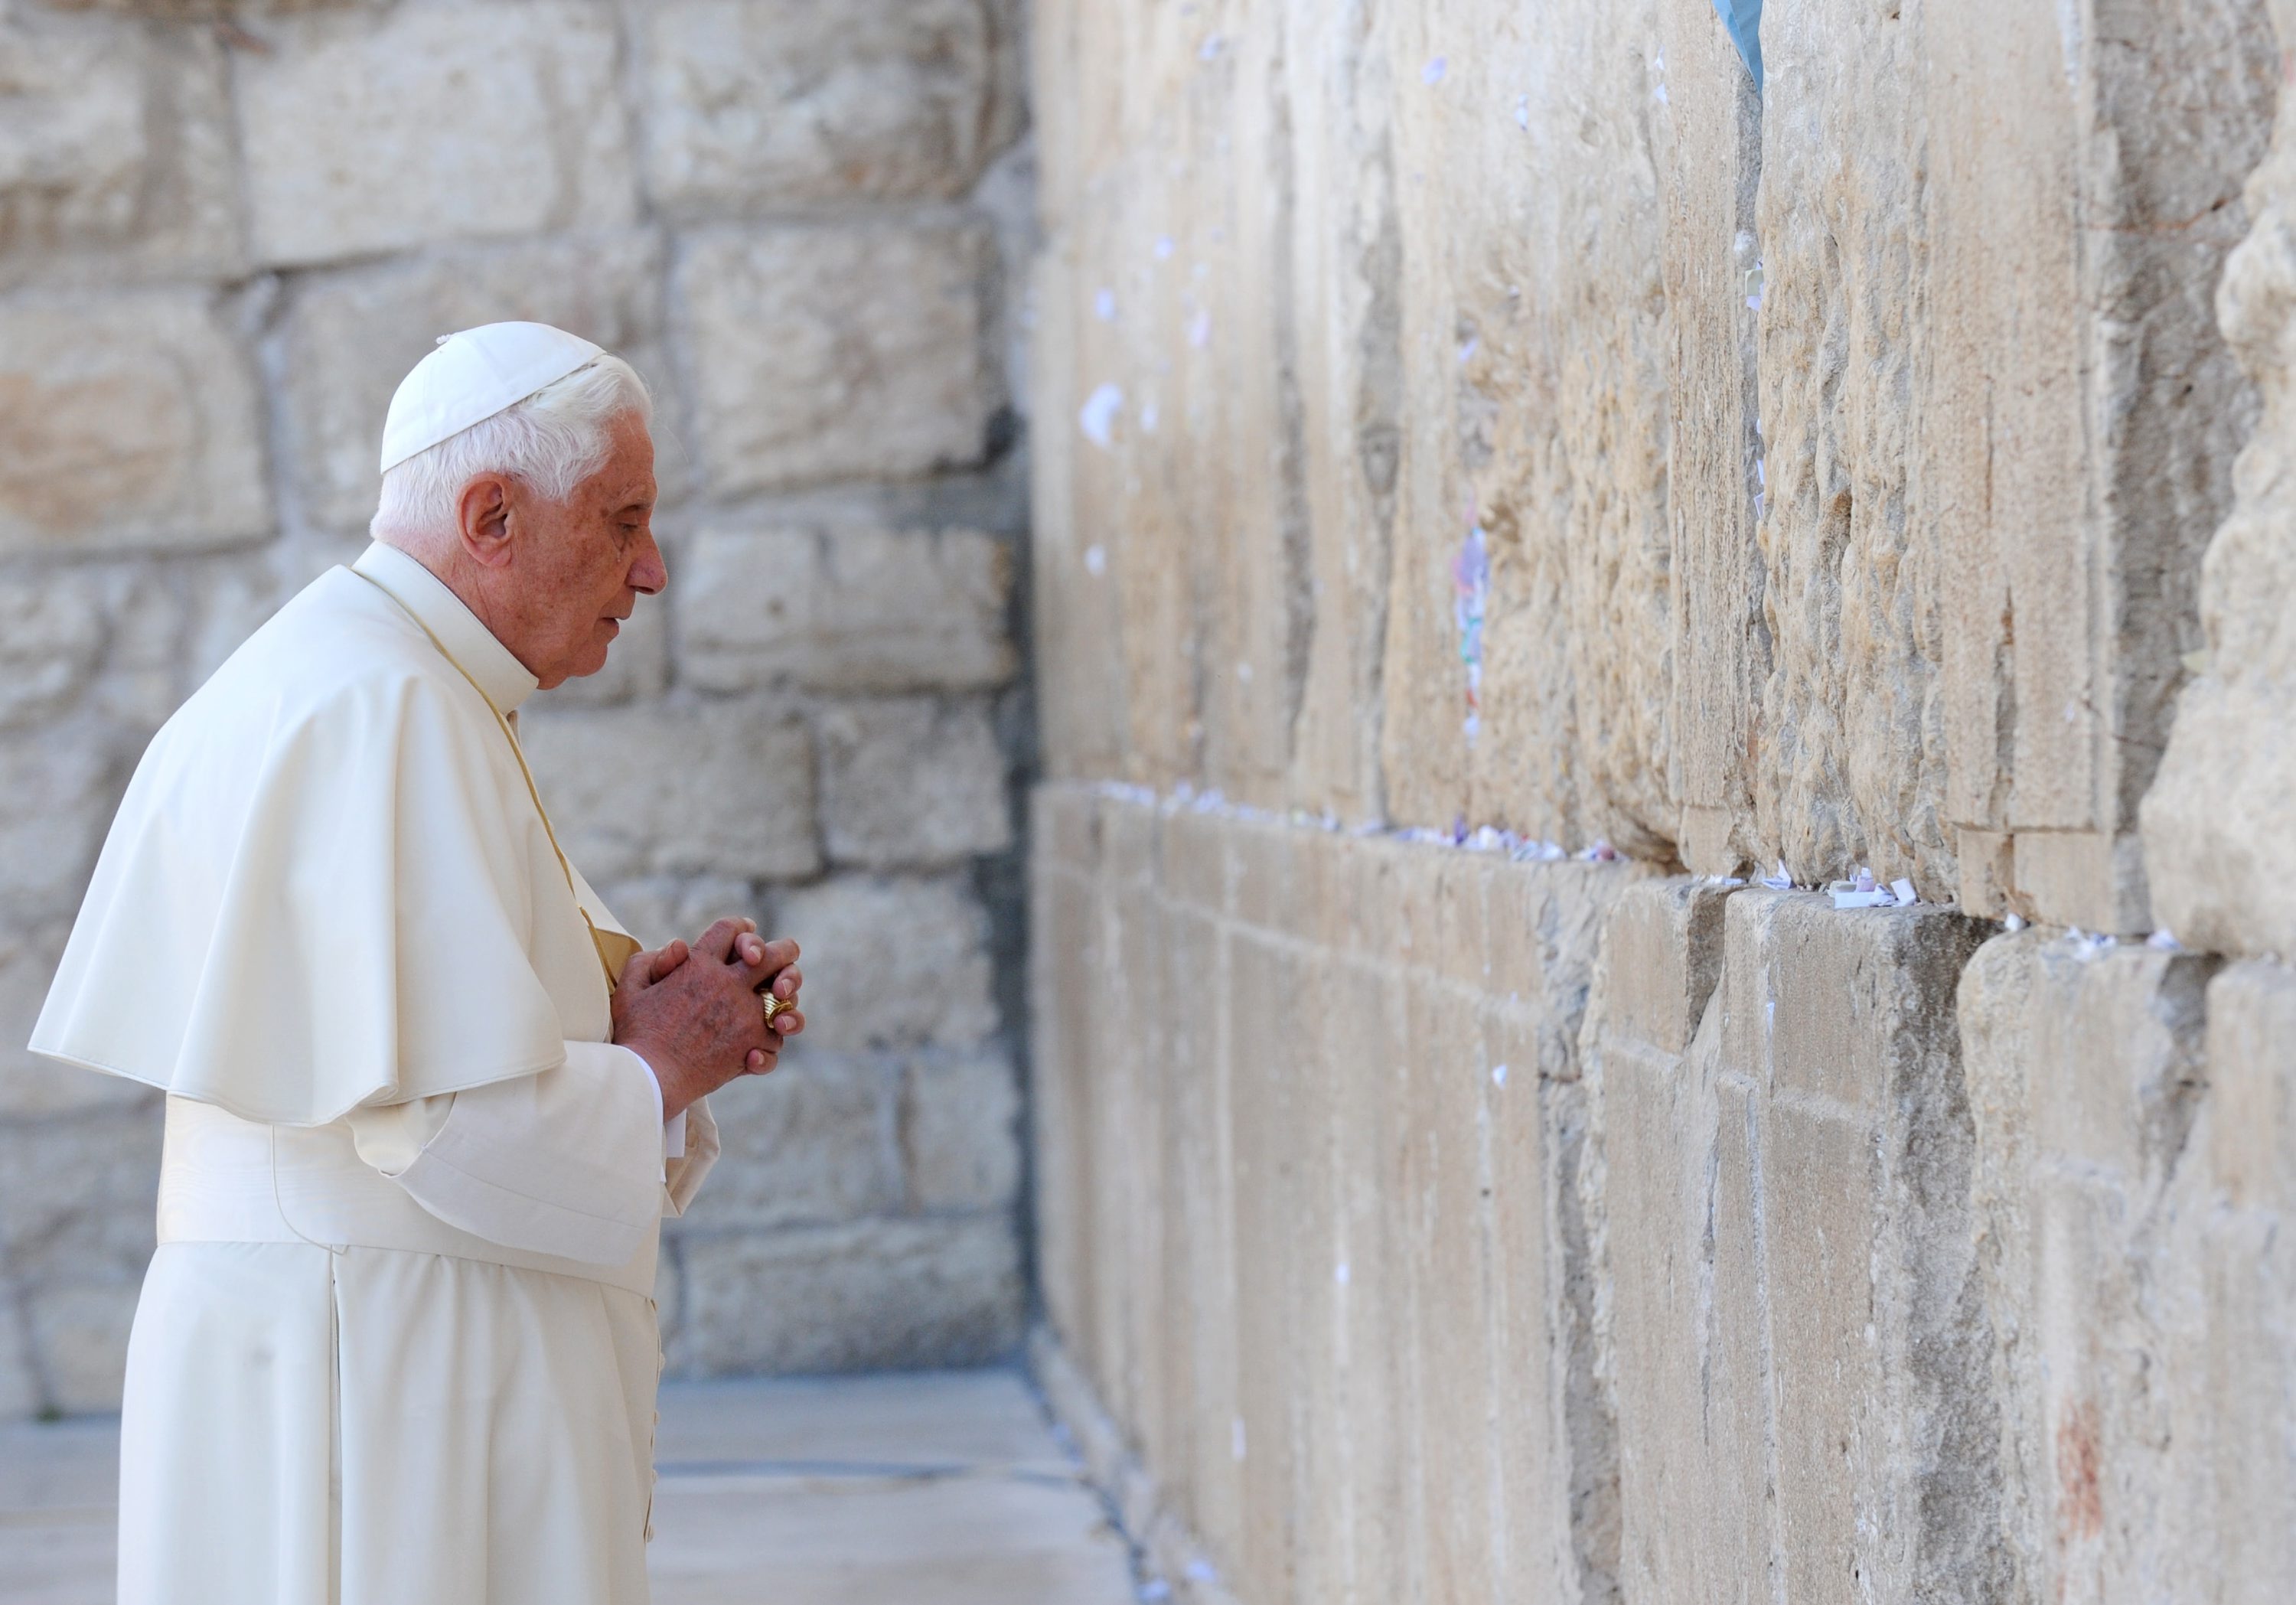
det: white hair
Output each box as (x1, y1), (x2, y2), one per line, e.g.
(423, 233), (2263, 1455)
(370, 354), (653, 543)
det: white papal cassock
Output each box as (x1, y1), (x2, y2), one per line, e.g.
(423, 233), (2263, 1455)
(31, 541), (716, 1605)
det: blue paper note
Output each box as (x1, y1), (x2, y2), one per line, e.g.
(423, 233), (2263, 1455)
(1711, 0), (1763, 90)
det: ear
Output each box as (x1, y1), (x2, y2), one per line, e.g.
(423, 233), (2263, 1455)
(455, 475), (515, 569)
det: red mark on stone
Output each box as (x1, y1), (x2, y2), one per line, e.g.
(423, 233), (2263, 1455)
(2054, 1398), (2103, 1546)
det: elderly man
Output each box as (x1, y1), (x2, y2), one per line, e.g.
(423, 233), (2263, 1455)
(31, 323), (798, 1605)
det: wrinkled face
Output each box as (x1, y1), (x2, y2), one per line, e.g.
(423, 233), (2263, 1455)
(491, 413), (664, 688)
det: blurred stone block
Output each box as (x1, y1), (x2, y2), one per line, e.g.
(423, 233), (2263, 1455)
(677, 1050), (897, 1231)
(817, 696), (1010, 869)
(641, 0), (1004, 210)
(680, 525), (1016, 694)
(676, 1215), (1022, 1373)
(899, 1046), (1021, 1211)
(0, 15), (240, 286)
(0, 291), (269, 556)
(773, 873), (996, 1053)
(234, 3), (636, 268)
(279, 233), (667, 532)
(519, 698), (818, 881)
(675, 223), (1000, 494)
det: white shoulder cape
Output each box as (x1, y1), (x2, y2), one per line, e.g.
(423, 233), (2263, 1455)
(31, 552), (614, 1125)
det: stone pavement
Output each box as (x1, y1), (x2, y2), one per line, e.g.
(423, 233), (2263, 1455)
(0, 1369), (1138, 1605)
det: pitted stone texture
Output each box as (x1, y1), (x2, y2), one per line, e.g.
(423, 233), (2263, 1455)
(233, 2), (636, 269)
(279, 233), (669, 532)
(0, 292), (269, 556)
(641, 0), (1013, 211)
(1749, 1), (1948, 895)
(899, 1046), (1021, 1211)
(681, 526), (1016, 695)
(1583, 882), (2004, 1605)
(817, 696), (1010, 869)
(772, 873), (997, 1054)
(519, 698), (819, 882)
(1929, 0), (2274, 930)
(675, 223), (1000, 495)
(0, 15), (241, 286)
(2143, 1), (2296, 960)
(673, 1214), (1023, 1375)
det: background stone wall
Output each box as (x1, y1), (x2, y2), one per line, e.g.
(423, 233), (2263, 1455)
(0, 0), (1036, 1415)
(1028, 2), (2296, 1601)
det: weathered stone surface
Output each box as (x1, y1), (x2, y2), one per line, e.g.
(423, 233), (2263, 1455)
(2143, 0), (2296, 959)
(0, 291), (269, 556)
(233, 2), (636, 269)
(817, 697), (1010, 869)
(899, 1046), (1020, 1211)
(771, 873), (996, 1054)
(680, 525), (1016, 694)
(675, 1214), (1022, 1374)
(0, 15), (241, 285)
(279, 233), (669, 532)
(677, 1050), (896, 1230)
(0, 734), (117, 918)
(2196, 961), (2296, 1600)
(1959, 933), (2223, 1600)
(641, 0), (1010, 210)
(675, 223), (1000, 494)
(0, 579), (103, 731)
(0, 1101), (162, 1286)
(520, 699), (818, 882)
(1929, 0), (2275, 929)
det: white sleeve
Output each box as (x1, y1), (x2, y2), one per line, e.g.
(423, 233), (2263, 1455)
(345, 1041), (668, 1264)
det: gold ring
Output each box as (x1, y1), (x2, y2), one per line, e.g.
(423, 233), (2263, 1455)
(761, 992), (787, 1024)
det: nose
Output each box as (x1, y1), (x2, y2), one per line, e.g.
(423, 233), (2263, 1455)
(631, 530), (668, 595)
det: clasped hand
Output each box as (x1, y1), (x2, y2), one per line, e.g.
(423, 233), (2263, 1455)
(611, 917), (804, 1121)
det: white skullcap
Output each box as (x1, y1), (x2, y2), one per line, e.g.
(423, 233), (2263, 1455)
(378, 321), (606, 475)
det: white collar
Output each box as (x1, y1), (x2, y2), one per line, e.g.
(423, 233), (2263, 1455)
(352, 543), (541, 715)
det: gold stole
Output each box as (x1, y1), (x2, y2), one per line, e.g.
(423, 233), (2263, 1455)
(348, 569), (635, 1000)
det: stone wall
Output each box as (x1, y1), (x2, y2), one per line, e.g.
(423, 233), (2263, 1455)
(1027, 2), (2296, 1601)
(0, 0), (1035, 1415)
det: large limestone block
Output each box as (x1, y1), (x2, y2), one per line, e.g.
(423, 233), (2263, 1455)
(0, 577), (103, 732)
(518, 698), (818, 881)
(674, 223), (1001, 495)
(0, 14), (241, 287)
(675, 1050), (897, 1230)
(1656, 0), (1765, 876)
(641, 0), (1014, 211)
(2142, 9), (2296, 959)
(279, 233), (669, 533)
(1927, 0), (2275, 929)
(774, 873), (997, 1053)
(1750, 0), (1952, 895)
(1958, 934), (2222, 1600)
(680, 525), (1016, 694)
(676, 1213), (1022, 1373)
(0, 291), (269, 556)
(816, 696), (1010, 869)
(899, 1046), (1021, 1211)
(2198, 961), (2296, 1600)
(1714, 891), (2004, 1602)
(233, 3), (637, 269)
